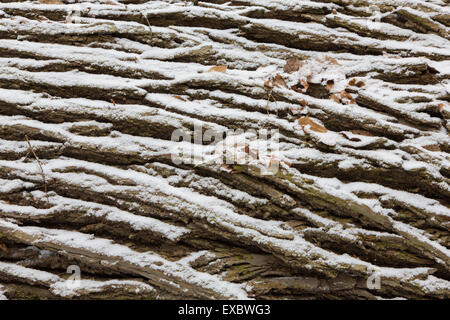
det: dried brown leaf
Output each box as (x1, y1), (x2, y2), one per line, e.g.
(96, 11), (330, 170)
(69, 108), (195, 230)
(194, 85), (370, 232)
(300, 99), (307, 107)
(298, 116), (328, 133)
(340, 91), (355, 104)
(173, 95), (186, 101)
(39, 0), (63, 4)
(283, 58), (303, 73)
(324, 55), (340, 65)
(208, 65), (227, 73)
(348, 78), (365, 88)
(0, 243), (7, 253)
(350, 130), (373, 136)
(422, 144), (441, 152)
(273, 74), (287, 88)
(300, 79), (309, 91)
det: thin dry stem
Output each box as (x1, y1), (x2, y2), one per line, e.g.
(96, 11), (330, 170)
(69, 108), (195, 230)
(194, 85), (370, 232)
(25, 135), (49, 200)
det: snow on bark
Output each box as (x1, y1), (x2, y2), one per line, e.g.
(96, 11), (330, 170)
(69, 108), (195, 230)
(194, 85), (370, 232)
(0, 0), (449, 300)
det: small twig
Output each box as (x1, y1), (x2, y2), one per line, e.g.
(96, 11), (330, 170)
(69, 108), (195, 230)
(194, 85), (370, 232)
(431, 74), (450, 96)
(143, 13), (153, 41)
(23, 149), (31, 160)
(265, 88), (279, 116)
(25, 135), (49, 201)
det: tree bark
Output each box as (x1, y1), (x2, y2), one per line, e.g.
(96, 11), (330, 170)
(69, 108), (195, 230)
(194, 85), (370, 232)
(0, 0), (449, 300)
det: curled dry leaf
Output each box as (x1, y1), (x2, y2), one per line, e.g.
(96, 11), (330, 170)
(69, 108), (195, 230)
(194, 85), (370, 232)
(324, 55), (340, 65)
(39, 0), (64, 4)
(208, 65), (227, 73)
(300, 99), (307, 107)
(348, 78), (365, 88)
(298, 116), (328, 133)
(330, 91), (355, 104)
(300, 79), (309, 91)
(283, 58), (303, 73)
(438, 103), (445, 111)
(265, 74), (287, 89)
(273, 74), (287, 88)
(350, 130), (373, 136)
(173, 95), (186, 101)
(422, 144), (441, 152)
(340, 91), (355, 104)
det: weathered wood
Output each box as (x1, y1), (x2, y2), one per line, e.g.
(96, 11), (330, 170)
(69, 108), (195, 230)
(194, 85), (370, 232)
(0, 0), (449, 300)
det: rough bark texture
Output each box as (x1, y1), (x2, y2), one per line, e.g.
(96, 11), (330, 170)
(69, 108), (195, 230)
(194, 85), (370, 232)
(0, 0), (449, 300)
